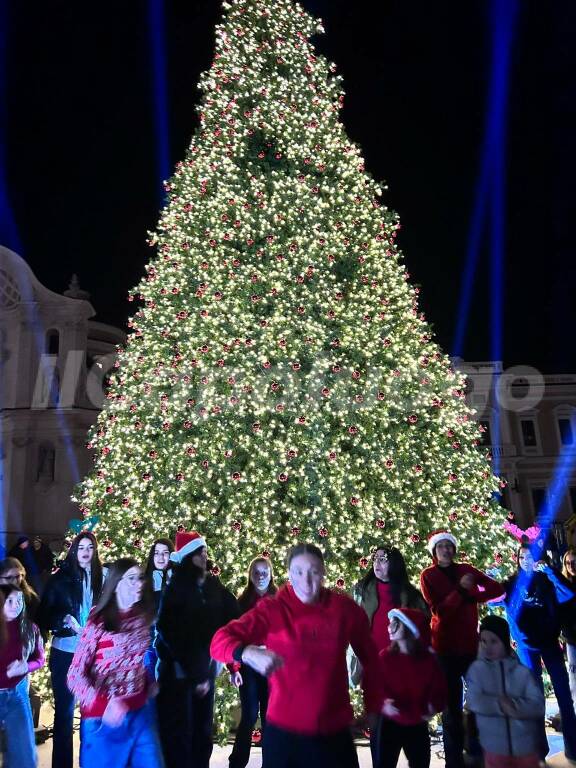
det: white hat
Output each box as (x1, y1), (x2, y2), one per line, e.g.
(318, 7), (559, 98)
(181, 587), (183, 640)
(426, 529), (458, 555)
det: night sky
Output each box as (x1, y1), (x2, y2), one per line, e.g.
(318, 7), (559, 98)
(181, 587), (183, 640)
(3, 0), (575, 373)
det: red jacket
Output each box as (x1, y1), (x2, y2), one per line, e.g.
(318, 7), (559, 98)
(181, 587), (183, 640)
(420, 563), (503, 656)
(210, 584), (381, 735)
(379, 647), (447, 725)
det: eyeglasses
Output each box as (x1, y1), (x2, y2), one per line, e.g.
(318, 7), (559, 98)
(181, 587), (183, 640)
(373, 554), (390, 563)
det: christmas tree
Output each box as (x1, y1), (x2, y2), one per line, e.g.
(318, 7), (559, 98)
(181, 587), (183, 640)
(69, 0), (514, 734)
(77, 0), (511, 587)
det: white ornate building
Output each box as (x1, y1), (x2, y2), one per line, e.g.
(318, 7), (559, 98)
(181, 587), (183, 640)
(0, 246), (124, 553)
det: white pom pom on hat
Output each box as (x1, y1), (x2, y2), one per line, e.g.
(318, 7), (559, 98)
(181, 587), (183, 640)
(170, 531), (206, 563)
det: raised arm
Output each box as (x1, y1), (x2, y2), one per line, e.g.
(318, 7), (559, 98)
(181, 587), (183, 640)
(420, 569), (467, 619)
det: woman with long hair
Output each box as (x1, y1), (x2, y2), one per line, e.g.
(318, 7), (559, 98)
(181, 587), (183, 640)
(211, 543), (381, 768)
(229, 557), (277, 768)
(0, 584), (45, 768)
(144, 538), (174, 612)
(0, 556), (40, 621)
(36, 531), (105, 768)
(67, 558), (164, 768)
(561, 547), (576, 708)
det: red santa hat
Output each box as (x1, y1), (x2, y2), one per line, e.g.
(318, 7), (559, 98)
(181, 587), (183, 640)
(170, 531), (206, 563)
(426, 528), (458, 555)
(388, 607), (431, 648)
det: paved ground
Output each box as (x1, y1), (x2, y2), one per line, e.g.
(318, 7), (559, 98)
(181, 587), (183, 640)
(36, 703), (572, 768)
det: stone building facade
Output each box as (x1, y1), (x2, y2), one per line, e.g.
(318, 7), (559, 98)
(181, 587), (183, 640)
(0, 246), (124, 552)
(459, 359), (576, 552)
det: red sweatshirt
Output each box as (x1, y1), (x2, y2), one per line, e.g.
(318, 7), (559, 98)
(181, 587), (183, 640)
(0, 619), (45, 688)
(379, 647), (447, 725)
(420, 562), (503, 656)
(210, 584), (381, 735)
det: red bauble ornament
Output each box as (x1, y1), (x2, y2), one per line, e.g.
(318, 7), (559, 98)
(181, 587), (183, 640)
(278, 473), (288, 482)
(232, 521), (242, 532)
(375, 519), (385, 529)
(211, 565), (221, 576)
(103, 539), (112, 548)
(336, 578), (345, 589)
(318, 526), (328, 537)
(350, 497), (360, 506)
(232, 472), (241, 481)
(291, 526), (300, 536)
(410, 533), (420, 543)
(359, 557), (369, 569)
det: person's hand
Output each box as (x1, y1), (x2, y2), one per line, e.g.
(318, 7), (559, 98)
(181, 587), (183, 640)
(63, 614), (81, 634)
(229, 670), (243, 688)
(6, 659), (28, 678)
(534, 561), (548, 573)
(498, 695), (517, 717)
(102, 698), (129, 727)
(382, 698), (400, 717)
(195, 680), (211, 698)
(460, 573), (475, 590)
(241, 646), (284, 677)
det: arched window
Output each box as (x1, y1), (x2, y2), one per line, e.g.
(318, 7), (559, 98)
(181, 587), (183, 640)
(37, 442), (55, 482)
(45, 329), (60, 356)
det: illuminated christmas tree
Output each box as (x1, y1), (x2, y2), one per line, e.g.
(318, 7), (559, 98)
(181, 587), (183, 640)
(77, 0), (509, 621)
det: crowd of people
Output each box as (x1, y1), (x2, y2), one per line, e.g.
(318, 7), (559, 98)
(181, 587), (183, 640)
(0, 528), (575, 768)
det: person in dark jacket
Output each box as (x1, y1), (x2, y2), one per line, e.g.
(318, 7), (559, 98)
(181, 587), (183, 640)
(229, 556), (277, 768)
(144, 538), (175, 613)
(420, 529), (503, 768)
(36, 531), (105, 768)
(503, 544), (576, 761)
(561, 547), (576, 708)
(155, 531), (239, 768)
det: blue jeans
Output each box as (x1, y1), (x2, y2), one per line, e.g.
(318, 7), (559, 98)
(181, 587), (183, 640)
(229, 667), (269, 768)
(80, 702), (165, 768)
(49, 646), (75, 768)
(516, 644), (576, 760)
(568, 643), (576, 710)
(0, 677), (37, 768)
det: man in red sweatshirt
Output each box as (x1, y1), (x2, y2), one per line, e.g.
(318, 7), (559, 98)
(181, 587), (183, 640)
(420, 529), (503, 768)
(211, 543), (381, 768)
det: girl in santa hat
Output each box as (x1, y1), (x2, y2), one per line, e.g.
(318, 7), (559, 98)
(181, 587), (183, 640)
(374, 606), (447, 768)
(155, 531), (239, 768)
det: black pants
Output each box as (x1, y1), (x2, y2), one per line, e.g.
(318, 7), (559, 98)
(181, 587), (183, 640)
(373, 718), (430, 768)
(49, 647), (75, 768)
(229, 667), (269, 768)
(262, 723), (359, 768)
(157, 674), (215, 768)
(438, 654), (476, 768)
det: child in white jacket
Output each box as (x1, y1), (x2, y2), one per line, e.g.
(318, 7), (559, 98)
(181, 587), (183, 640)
(465, 615), (544, 768)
